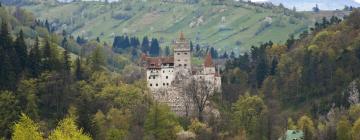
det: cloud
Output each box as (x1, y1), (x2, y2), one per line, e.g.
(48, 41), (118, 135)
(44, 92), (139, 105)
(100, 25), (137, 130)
(354, 0), (360, 3)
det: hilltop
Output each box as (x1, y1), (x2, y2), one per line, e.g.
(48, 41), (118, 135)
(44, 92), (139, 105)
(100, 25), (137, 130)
(15, 0), (312, 53)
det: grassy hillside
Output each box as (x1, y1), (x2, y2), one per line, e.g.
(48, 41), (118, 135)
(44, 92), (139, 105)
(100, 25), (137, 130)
(20, 0), (311, 53)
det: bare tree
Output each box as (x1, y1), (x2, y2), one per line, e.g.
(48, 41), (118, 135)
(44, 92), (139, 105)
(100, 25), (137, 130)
(184, 77), (215, 121)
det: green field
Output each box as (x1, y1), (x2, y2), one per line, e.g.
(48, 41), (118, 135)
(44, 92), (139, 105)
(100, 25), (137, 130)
(22, 0), (312, 53)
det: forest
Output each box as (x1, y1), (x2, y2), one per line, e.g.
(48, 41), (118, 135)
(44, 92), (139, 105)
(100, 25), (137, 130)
(0, 1), (360, 140)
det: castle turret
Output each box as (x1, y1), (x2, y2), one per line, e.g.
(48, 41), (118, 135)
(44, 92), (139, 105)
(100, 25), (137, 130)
(174, 32), (191, 73)
(203, 52), (216, 75)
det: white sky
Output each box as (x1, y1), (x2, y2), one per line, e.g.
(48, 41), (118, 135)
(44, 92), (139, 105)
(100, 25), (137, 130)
(250, 0), (360, 3)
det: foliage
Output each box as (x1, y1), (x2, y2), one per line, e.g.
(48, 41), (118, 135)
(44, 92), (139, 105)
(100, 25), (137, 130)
(144, 103), (182, 140)
(0, 91), (20, 138)
(297, 115), (315, 140)
(352, 118), (360, 140)
(231, 93), (267, 139)
(12, 113), (43, 140)
(336, 116), (351, 140)
(48, 115), (91, 140)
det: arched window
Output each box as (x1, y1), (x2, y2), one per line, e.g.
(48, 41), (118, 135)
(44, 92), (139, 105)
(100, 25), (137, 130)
(166, 76), (168, 79)
(150, 84), (152, 86)
(156, 84), (158, 87)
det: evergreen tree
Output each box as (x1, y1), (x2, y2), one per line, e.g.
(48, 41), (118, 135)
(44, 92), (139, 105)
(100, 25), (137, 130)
(190, 41), (193, 52)
(144, 103), (181, 140)
(0, 21), (17, 90)
(90, 46), (105, 71)
(150, 38), (160, 57)
(141, 36), (149, 53)
(62, 48), (71, 78)
(230, 51), (235, 59)
(14, 30), (28, 70)
(16, 79), (39, 120)
(0, 91), (20, 138)
(0, 21), (12, 48)
(164, 46), (171, 56)
(269, 58), (278, 75)
(28, 36), (42, 77)
(75, 57), (83, 80)
(61, 37), (68, 49)
(96, 37), (100, 43)
(45, 20), (50, 32)
(210, 47), (218, 59)
(0, 48), (17, 90)
(42, 40), (53, 71)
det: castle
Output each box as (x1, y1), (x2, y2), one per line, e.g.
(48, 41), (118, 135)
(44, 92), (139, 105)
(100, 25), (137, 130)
(141, 33), (221, 116)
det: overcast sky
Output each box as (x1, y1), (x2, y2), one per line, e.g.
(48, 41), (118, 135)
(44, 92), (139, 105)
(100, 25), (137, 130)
(251, 0), (360, 2)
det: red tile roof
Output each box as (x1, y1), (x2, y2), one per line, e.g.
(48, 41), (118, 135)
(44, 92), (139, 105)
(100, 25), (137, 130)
(204, 52), (213, 67)
(143, 56), (174, 69)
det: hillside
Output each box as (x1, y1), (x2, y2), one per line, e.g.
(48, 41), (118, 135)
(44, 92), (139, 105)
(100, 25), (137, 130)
(18, 0), (311, 53)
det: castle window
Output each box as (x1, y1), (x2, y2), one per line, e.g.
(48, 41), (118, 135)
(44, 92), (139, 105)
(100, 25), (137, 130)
(163, 83), (165, 86)
(184, 53), (188, 55)
(150, 84), (152, 86)
(167, 83), (169, 86)
(184, 64), (187, 67)
(166, 76), (168, 79)
(149, 76), (151, 79)
(163, 70), (165, 73)
(179, 64), (182, 66)
(156, 84), (158, 87)
(178, 59), (180, 62)
(177, 53), (180, 55)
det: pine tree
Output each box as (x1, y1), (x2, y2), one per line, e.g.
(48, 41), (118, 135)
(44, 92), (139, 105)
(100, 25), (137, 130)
(14, 30), (28, 70)
(96, 37), (100, 43)
(0, 21), (17, 90)
(190, 41), (194, 52)
(61, 37), (68, 49)
(42, 40), (54, 71)
(75, 57), (83, 80)
(0, 48), (17, 90)
(62, 48), (71, 78)
(0, 21), (12, 48)
(150, 38), (160, 57)
(45, 20), (50, 32)
(164, 46), (171, 56)
(141, 36), (149, 53)
(28, 36), (41, 77)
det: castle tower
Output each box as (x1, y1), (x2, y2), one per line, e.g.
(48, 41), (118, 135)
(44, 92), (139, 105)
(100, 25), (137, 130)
(204, 52), (216, 75)
(174, 32), (191, 73)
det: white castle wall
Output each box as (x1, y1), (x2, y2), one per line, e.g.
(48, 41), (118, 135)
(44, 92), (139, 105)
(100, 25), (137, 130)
(147, 66), (175, 89)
